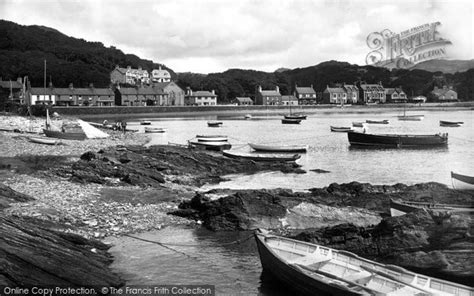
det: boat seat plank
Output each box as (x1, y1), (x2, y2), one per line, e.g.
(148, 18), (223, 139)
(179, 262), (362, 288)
(288, 255), (330, 266)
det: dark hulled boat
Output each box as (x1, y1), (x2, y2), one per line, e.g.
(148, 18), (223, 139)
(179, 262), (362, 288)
(282, 118), (301, 124)
(347, 131), (448, 148)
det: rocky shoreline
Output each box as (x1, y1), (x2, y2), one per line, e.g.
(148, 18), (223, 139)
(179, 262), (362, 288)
(1, 114), (473, 288)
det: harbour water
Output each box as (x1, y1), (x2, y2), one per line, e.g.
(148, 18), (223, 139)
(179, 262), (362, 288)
(106, 109), (474, 295)
(127, 109), (473, 190)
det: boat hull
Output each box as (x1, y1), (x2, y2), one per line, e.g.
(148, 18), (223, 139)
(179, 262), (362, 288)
(223, 151), (300, 162)
(366, 120), (389, 124)
(282, 119), (301, 124)
(348, 132), (448, 148)
(144, 127), (166, 133)
(390, 199), (474, 217)
(451, 172), (474, 190)
(28, 136), (59, 145)
(248, 143), (308, 153)
(188, 140), (231, 151)
(284, 115), (307, 120)
(43, 129), (86, 140)
(331, 126), (353, 133)
(255, 232), (361, 296)
(207, 121), (223, 127)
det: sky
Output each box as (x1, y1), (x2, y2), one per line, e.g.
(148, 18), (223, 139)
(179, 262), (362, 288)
(1, 0), (473, 74)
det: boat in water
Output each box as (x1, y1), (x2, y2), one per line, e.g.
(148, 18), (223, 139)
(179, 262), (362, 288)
(244, 114), (252, 119)
(140, 120), (152, 125)
(144, 127), (167, 133)
(255, 229), (474, 296)
(366, 119), (389, 124)
(196, 135), (228, 142)
(223, 150), (301, 162)
(330, 126), (354, 133)
(347, 131), (448, 148)
(390, 198), (474, 217)
(207, 121), (223, 127)
(282, 118), (302, 124)
(248, 143), (308, 153)
(451, 171), (474, 190)
(440, 120), (463, 127)
(188, 139), (231, 151)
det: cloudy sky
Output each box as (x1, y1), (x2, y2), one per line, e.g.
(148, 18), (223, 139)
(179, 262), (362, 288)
(1, 0), (473, 73)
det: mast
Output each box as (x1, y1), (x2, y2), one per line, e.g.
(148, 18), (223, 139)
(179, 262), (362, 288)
(44, 59), (46, 104)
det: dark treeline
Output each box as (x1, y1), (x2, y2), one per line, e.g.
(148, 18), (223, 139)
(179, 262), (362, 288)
(1, 20), (473, 103)
(176, 61), (474, 103)
(0, 20), (175, 88)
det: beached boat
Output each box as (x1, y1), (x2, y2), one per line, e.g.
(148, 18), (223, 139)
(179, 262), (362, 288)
(255, 229), (474, 296)
(28, 136), (60, 145)
(440, 120), (463, 127)
(223, 150), (301, 162)
(140, 120), (152, 125)
(282, 118), (301, 124)
(196, 135), (228, 142)
(207, 121), (223, 127)
(366, 119), (389, 124)
(347, 131), (448, 148)
(244, 114), (252, 119)
(249, 143), (308, 153)
(330, 126), (354, 133)
(43, 129), (87, 140)
(144, 127), (167, 133)
(451, 171), (474, 190)
(390, 198), (474, 217)
(352, 122), (367, 128)
(188, 140), (231, 151)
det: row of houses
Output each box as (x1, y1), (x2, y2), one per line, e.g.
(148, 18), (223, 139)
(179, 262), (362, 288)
(0, 77), (459, 108)
(110, 65), (171, 85)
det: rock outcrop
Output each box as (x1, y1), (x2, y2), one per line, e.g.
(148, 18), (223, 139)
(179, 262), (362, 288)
(58, 145), (305, 187)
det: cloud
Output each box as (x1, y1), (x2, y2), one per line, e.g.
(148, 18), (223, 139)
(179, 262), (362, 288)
(0, 0), (472, 73)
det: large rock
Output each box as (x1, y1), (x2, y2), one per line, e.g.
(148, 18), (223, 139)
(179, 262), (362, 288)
(60, 145), (305, 187)
(0, 215), (124, 287)
(292, 209), (474, 285)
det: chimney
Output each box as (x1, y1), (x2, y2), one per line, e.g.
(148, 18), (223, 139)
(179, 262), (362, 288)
(310, 84), (313, 89)
(159, 65), (162, 70)
(48, 82), (53, 89)
(257, 85), (262, 92)
(138, 66), (142, 71)
(275, 85), (279, 93)
(443, 85), (447, 90)
(211, 89), (215, 95)
(127, 66), (131, 70)
(17, 77), (22, 84)
(89, 83), (94, 89)
(69, 83), (73, 90)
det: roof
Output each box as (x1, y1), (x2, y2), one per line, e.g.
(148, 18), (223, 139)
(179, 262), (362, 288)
(260, 90), (281, 96)
(188, 91), (216, 97)
(343, 84), (358, 92)
(385, 88), (396, 95)
(30, 87), (114, 96)
(295, 86), (315, 94)
(152, 68), (171, 77)
(360, 84), (384, 91)
(325, 87), (345, 93)
(235, 97), (253, 102)
(431, 87), (456, 96)
(281, 95), (298, 101)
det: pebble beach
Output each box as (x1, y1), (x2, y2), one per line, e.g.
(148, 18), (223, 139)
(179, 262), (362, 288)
(0, 114), (192, 238)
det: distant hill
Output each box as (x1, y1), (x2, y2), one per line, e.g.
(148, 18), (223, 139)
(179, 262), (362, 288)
(177, 60), (474, 102)
(411, 59), (474, 74)
(0, 19), (175, 88)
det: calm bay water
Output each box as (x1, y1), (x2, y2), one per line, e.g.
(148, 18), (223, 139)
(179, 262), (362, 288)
(127, 109), (474, 190)
(106, 109), (473, 295)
